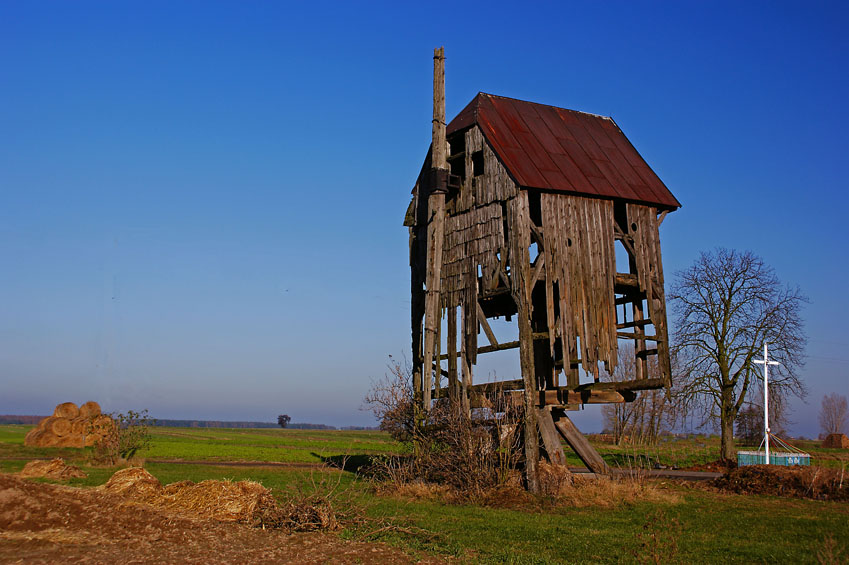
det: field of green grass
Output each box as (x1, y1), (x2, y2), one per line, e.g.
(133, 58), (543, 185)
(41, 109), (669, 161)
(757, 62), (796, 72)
(1, 424), (847, 563)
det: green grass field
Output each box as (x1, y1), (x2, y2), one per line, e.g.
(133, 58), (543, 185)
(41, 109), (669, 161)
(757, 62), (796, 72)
(2, 424), (847, 563)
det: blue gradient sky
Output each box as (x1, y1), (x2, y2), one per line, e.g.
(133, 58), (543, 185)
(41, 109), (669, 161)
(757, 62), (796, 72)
(1, 1), (846, 435)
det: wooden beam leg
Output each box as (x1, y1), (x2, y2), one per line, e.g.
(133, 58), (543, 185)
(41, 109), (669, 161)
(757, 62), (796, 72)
(537, 408), (568, 467)
(551, 408), (610, 475)
(447, 305), (459, 407)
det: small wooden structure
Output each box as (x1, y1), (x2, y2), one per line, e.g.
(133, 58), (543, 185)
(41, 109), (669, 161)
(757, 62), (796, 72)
(406, 49), (680, 482)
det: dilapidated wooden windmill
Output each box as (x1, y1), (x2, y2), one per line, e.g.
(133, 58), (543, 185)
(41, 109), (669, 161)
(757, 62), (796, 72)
(406, 48), (680, 487)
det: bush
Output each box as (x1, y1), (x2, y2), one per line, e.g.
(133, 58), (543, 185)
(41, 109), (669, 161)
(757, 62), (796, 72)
(364, 361), (523, 497)
(88, 410), (153, 465)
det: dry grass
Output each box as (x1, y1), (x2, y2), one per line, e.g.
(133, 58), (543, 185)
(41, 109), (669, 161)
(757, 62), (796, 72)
(373, 463), (678, 510)
(19, 458), (87, 480)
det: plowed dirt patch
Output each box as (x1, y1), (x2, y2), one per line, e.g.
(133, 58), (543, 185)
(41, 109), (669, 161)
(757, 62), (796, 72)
(0, 473), (446, 564)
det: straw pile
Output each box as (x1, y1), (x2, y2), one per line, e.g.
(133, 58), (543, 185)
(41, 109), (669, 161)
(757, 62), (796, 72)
(19, 458), (88, 480)
(822, 433), (849, 449)
(24, 402), (114, 448)
(102, 468), (281, 526)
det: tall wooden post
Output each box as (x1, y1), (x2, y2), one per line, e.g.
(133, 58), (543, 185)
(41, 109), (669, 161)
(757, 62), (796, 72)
(509, 192), (540, 494)
(421, 47), (448, 411)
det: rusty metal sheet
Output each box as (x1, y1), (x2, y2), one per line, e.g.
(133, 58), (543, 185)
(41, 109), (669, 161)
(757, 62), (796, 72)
(444, 93), (680, 210)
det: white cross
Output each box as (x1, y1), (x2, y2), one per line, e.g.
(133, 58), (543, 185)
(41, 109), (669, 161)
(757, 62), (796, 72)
(754, 343), (781, 464)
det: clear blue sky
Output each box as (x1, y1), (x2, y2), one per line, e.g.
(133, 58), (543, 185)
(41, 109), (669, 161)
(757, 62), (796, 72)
(1, 1), (846, 436)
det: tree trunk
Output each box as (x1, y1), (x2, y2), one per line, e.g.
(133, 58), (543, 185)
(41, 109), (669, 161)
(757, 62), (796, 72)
(720, 388), (737, 461)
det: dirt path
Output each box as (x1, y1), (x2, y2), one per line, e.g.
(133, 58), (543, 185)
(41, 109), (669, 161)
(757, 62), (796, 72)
(0, 473), (446, 564)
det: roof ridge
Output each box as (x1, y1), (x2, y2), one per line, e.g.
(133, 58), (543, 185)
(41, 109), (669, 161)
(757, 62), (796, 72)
(477, 92), (614, 122)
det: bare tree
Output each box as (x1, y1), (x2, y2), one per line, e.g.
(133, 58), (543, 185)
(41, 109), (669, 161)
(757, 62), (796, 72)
(277, 414), (291, 429)
(819, 393), (848, 436)
(601, 355), (676, 446)
(669, 248), (807, 460)
(735, 399), (789, 445)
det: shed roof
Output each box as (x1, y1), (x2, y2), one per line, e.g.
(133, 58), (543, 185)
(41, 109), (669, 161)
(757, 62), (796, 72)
(448, 93), (681, 210)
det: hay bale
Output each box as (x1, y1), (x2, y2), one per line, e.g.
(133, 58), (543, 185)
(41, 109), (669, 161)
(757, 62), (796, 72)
(70, 418), (86, 435)
(103, 468), (163, 499)
(78, 401), (101, 418)
(91, 414), (116, 433)
(822, 433), (849, 449)
(53, 402), (79, 419)
(38, 431), (60, 447)
(50, 418), (72, 437)
(19, 458), (87, 480)
(23, 402), (111, 448)
(24, 427), (44, 446)
(54, 435), (84, 448)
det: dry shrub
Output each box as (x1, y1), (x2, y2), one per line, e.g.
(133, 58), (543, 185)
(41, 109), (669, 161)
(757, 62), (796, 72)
(19, 458), (87, 480)
(277, 496), (339, 531)
(88, 410), (149, 465)
(713, 465), (848, 501)
(365, 361), (524, 498)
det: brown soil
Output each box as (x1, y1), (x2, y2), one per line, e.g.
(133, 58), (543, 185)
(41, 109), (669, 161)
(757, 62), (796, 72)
(0, 473), (447, 564)
(712, 465), (849, 501)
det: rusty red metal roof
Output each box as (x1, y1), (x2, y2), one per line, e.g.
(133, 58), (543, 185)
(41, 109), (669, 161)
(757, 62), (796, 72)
(448, 93), (681, 210)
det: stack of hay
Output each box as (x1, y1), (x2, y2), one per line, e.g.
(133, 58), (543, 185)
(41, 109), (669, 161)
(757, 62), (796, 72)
(822, 433), (849, 449)
(24, 401), (114, 448)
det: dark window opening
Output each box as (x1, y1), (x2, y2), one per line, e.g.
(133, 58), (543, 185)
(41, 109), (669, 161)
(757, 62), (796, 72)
(472, 151), (484, 177)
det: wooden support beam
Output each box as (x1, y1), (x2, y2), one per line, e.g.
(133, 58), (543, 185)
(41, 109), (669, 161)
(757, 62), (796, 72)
(438, 332), (549, 360)
(537, 408), (568, 466)
(616, 319), (652, 330)
(636, 348), (659, 359)
(510, 191), (540, 494)
(447, 305), (459, 406)
(476, 302), (499, 347)
(421, 46), (448, 411)
(530, 254), (545, 288)
(551, 409), (610, 475)
(465, 377), (665, 396)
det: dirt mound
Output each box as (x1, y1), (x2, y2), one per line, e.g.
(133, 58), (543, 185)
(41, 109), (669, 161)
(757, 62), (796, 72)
(24, 401), (114, 448)
(19, 458), (87, 480)
(713, 465), (849, 501)
(822, 434), (849, 449)
(103, 467), (281, 526)
(682, 459), (736, 472)
(0, 473), (435, 564)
